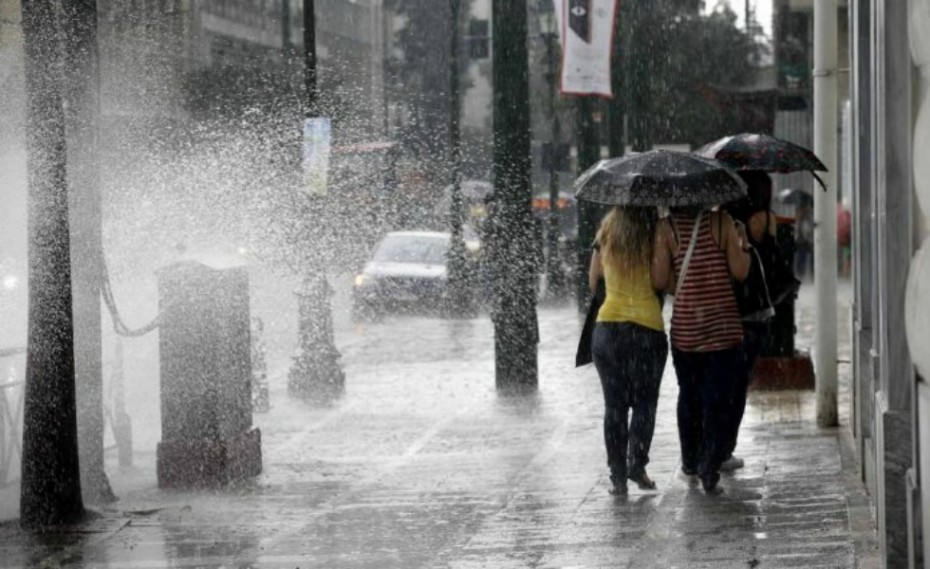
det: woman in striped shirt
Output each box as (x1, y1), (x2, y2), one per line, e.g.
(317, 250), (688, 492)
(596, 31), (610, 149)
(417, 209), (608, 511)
(652, 205), (750, 494)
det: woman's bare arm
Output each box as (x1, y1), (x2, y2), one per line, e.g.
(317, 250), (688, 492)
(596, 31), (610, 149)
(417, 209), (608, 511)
(588, 249), (603, 293)
(724, 214), (751, 281)
(651, 219), (675, 293)
(748, 210), (777, 243)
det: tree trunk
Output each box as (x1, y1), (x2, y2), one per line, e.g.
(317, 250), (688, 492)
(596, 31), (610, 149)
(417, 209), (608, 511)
(491, 0), (538, 391)
(61, 0), (115, 506)
(20, 0), (85, 528)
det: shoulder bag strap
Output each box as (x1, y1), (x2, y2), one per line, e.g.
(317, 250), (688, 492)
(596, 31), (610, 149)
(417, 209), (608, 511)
(674, 211), (703, 300)
(750, 245), (776, 319)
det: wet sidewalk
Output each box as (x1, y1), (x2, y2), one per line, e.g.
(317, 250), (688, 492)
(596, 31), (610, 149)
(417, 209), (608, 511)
(0, 284), (879, 568)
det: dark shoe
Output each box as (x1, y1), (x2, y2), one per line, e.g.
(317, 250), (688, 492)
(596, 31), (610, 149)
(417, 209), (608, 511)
(608, 481), (628, 496)
(628, 471), (657, 490)
(678, 466), (699, 487)
(701, 473), (723, 495)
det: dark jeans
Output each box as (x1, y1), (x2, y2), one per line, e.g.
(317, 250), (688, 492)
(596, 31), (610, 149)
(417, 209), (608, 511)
(672, 346), (742, 483)
(722, 321), (771, 459)
(592, 322), (668, 484)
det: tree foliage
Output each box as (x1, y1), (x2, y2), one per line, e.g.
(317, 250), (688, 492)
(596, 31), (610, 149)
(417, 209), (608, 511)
(384, 0), (452, 161)
(644, 3), (768, 146)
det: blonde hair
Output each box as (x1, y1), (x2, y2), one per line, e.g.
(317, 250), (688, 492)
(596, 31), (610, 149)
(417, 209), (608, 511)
(596, 206), (657, 272)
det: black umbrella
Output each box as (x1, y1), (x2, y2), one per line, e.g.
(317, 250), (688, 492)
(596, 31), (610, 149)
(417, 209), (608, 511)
(696, 133), (827, 172)
(696, 133), (828, 190)
(573, 149), (747, 207)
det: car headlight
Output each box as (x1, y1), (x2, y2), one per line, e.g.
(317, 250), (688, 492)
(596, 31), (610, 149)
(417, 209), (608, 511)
(354, 274), (372, 287)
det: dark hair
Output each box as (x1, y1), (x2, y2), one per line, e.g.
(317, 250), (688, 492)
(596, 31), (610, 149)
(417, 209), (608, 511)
(670, 205), (706, 217)
(737, 171), (773, 212)
(596, 206), (658, 270)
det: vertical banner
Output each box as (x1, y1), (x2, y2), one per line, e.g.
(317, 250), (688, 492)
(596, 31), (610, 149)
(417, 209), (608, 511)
(553, 0), (618, 97)
(302, 117), (332, 196)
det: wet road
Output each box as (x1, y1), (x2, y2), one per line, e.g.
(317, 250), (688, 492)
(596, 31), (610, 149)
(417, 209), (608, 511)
(0, 282), (877, 568)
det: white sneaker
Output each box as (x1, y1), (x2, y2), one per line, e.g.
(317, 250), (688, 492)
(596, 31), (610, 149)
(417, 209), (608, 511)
(720, 456), (745, 472)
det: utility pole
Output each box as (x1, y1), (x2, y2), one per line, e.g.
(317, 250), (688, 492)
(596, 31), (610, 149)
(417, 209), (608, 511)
(813, 0), (838, 427)
(283, 0), (291, 51)
(61, 0), (115, 506)
(20, 0), (85, 527)
(445, 0), (472, 317)
(575, 97), (600, 311)
(303, 0), (315, 110)
(607, 2), (625, 159)
(542, 5), (566, 300)
(491, 0), (538, 391)
(288, 0), (346, 401)
(627, 0), (651, 152)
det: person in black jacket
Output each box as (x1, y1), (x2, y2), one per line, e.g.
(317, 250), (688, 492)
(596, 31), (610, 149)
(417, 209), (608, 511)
(721, 171), (779, 472)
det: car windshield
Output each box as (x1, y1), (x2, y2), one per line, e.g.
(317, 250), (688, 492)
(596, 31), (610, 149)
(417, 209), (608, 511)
(373, 234), (449, 265)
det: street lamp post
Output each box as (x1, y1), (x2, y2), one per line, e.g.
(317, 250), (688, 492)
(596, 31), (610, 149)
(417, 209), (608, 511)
(286, 0), (346, 402)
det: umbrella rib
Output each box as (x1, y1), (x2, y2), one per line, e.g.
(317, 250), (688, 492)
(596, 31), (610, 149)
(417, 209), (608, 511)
(812, 171), (828, 191)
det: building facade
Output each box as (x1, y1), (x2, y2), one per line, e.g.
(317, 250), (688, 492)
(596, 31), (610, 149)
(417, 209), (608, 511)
(849, 0), (930, 567)
(0, 0), (22, 143)
(95, 0), (387, 143)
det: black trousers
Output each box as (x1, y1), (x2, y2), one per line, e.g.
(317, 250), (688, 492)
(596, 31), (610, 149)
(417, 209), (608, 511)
(722, 321), (771, 459)
(592, 322), (668, 484)
(672, 346), (742, 482)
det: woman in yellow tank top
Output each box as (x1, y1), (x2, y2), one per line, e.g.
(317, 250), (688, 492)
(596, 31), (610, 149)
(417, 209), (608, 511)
(587, 206), (669, 496)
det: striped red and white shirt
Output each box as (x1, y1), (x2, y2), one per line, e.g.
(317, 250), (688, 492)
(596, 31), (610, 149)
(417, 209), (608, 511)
(670, 213), (743, 352)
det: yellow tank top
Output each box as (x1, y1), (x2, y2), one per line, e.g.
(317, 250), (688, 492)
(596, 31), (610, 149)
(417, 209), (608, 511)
(596, 260), (664, 332)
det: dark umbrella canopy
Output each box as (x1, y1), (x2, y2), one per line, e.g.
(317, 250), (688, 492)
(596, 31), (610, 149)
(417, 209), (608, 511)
(696, 133), (828, 173)
(573, 149), (747, 207)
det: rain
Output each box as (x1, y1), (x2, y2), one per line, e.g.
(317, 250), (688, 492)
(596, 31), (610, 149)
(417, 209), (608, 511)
(0, 0), (900, 567)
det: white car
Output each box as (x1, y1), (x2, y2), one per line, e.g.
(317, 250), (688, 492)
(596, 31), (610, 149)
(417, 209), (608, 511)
(352, 231), (479, 319)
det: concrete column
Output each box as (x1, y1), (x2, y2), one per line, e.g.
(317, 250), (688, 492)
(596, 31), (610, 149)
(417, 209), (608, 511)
(814, 0), (839, 427)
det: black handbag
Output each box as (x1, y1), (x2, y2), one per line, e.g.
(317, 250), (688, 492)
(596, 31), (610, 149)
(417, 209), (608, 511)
(754, 232), (800, 306)
(733, 247), (775, 320)
(575, 278), (605, 367)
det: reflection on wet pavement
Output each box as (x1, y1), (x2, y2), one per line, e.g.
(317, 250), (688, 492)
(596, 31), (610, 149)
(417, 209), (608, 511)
(0, 283), (877, 568)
